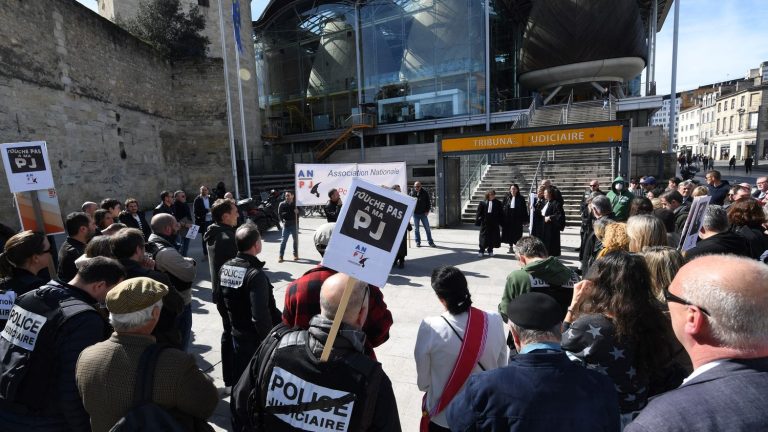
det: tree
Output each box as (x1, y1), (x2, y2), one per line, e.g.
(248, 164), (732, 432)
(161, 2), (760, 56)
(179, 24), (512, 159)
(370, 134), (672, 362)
(123, 0), (209, 60)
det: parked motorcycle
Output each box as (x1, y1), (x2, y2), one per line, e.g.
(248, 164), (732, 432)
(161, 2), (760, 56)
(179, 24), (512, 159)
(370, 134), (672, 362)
(236, 197), (280, 233)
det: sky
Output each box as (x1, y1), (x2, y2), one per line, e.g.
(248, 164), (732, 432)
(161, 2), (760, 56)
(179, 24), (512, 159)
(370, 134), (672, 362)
(79, 0), (768, 95)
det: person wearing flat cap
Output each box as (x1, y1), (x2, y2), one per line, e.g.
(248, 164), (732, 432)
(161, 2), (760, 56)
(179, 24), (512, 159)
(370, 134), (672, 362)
(446, 293), (620, 432)
(76, 277), (218, 432)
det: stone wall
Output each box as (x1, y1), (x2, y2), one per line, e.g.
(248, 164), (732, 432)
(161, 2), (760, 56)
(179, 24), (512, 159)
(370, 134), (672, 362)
(0, 0), (236, 228)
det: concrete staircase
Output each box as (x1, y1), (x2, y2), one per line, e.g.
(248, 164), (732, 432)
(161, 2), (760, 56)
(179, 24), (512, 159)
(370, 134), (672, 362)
(461, 148), (615, 225)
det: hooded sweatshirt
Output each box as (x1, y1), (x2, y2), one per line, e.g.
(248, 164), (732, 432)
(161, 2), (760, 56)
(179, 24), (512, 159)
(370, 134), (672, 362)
(499, 256), (579, 320)
(605, 176), (634, 221)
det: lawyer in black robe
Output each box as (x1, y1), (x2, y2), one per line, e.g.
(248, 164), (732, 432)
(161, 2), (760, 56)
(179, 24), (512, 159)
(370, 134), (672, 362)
(501, 184), (528, 249)
(475, 191), (503, 255)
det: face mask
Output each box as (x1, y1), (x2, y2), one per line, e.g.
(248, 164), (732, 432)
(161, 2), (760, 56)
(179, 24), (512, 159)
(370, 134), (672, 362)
(615, 183), (624, 191)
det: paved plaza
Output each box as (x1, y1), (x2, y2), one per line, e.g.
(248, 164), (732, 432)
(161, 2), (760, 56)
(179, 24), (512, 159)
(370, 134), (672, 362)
(181, 216), (582, 431)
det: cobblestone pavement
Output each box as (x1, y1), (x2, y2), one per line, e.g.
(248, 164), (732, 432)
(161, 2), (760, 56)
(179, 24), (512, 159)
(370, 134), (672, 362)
(186, 217), (584, 431)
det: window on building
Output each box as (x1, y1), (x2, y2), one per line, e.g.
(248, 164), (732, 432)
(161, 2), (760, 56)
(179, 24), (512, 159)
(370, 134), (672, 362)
(198, 0), (209, 6)
(717, 119), (720, 131)
(750, 112), (759, 129)
(741, 95), (745, 107)
(724, 102), (728, 111)
(731, 99), (735, 109)
(718, 103), (721, 112)
(729, 116), (734, 132)
(750, 94), (757, 105)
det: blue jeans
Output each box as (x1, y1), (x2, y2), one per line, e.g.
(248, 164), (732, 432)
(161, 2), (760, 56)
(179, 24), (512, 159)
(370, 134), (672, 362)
(413, 213), (434, 245)
(279, 224), (298, 257)
(176, 303), (193, 351)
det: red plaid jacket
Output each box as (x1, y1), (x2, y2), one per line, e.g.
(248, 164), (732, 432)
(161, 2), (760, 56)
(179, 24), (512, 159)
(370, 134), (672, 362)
(282, 265), (393, 358)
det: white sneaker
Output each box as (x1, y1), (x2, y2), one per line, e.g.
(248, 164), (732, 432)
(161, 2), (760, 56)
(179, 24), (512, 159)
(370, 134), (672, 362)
(478, 252), (484, 257)
(488, 251), (494, 257)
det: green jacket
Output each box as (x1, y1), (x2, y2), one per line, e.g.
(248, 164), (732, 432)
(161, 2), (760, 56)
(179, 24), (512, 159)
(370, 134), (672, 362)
(498, 256), (579, 321)
(605, 176), (634, 221)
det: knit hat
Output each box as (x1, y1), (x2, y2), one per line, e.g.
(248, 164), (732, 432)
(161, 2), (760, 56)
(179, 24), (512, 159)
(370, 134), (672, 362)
(106, 277), (168, 313)
(314, 223), (336, 253)
(506, 292), (563, 330)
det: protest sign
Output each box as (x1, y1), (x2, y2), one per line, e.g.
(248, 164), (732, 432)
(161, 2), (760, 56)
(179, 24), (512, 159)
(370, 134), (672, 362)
(1, 142), (55, 193)
(322, 178), (416, 288)
(678, 195), (711, 252)
(186, 224), (200, 240)
(294, 162), (407, 206)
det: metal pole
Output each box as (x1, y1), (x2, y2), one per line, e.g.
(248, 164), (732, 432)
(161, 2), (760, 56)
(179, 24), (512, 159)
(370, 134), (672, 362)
(484, 0), (491, 131)
(645, 7), (653, 96)
(354, 2), (363, 109)
(233, 21), (252, 199)
(668, 0), (680, 153)
(650, 0), (658, 94)
(216, 0), (240, 199)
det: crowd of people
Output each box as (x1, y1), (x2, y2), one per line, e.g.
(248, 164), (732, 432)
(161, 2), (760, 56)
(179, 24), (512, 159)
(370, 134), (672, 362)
(0, 169), (767, 432)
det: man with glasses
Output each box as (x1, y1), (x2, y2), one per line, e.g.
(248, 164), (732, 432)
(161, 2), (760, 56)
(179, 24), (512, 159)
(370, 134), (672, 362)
(626, 255), (768, 431)
(410, 181), (436, 247)
(752, 177), (768, 203)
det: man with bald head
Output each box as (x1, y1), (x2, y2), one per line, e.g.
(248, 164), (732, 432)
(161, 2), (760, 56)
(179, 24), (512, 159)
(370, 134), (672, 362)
(753, 176), (768, 203)
(232, 273), (400, 432)
(626, 255), (768, 431)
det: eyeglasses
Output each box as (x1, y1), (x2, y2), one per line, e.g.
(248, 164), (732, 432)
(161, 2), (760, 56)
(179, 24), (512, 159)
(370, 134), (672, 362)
(663, 287), (710, 316)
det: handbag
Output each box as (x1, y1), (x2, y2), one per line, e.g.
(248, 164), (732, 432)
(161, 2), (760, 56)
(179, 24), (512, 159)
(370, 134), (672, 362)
(420, 307), (488, 431)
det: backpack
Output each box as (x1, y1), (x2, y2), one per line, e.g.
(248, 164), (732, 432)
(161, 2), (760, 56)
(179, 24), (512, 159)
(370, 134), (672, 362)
(109, 344), (186, 432)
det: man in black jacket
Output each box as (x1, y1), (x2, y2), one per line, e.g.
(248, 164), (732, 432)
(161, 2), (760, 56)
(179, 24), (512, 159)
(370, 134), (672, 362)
(193, 185), (213, 257)
(324, 188), (342, 223)
(231, 273), (401, 432)
(277, 191), (301, 262)
(685, 205), (750, 260)
(153, 190), (174, 216)
(57, 212), (96, 282)
(220, 222), (281, 380)
(0, 257), (125, 431)
(410, 181), (436, 247)
(118, 198), (152, 240)
(203, 198), (239, 386)
(660, 190), (690, 234)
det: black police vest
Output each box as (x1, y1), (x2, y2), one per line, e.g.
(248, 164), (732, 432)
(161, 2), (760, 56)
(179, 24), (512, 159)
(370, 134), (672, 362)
(146, 238), (193, 292)
(0, 281), (105, 414)
(219, 256), (252, 298)
(257, 330), (379, 432)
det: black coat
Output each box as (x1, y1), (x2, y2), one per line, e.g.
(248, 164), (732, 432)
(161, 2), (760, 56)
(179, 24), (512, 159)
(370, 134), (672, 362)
(118, 210), (151, 240)
(685, 231), (751, 260)
(539, 199), (563, 257)
(476, 199), (503, 250)
(501, 194), (528, 245)
(193, 195), (212, 226)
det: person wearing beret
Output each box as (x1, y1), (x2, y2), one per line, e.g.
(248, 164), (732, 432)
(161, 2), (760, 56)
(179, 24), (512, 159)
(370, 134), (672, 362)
(76, 277), (218, 432)
(446, 292), (620, 432)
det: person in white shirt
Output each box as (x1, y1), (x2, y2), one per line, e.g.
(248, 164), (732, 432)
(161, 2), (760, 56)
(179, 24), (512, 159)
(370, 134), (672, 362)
(415, 266), (508, 431)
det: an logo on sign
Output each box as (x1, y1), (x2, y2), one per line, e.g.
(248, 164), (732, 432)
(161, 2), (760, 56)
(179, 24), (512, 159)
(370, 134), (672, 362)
(266, 366), (355, 432)
(1, 305), (47, 351)
(297, 169), (321, 197)
(348, 244), (369, 268)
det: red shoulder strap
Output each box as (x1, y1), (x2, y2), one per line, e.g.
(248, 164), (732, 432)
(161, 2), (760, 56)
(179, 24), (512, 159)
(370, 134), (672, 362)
(422, 307), (488, 425)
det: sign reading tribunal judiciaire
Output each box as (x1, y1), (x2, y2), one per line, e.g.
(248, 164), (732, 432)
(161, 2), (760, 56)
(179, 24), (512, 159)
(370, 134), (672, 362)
(441, 124), (624, 153)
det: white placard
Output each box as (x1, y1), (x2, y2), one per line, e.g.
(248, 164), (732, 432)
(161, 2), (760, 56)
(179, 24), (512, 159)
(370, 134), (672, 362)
(185, 224), (200, 240)
(321, 178), (416, 287)
(678, 195), (711, 252)
(266, 366), (354, 432)
(1, 305), (48, 351)
(1, 141), (55, 193)
(294, 162), (407, 206)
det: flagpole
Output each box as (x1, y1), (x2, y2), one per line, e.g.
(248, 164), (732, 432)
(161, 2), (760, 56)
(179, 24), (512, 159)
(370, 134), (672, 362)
(232, 0), (252, 199)
(217, 0), (240, 199)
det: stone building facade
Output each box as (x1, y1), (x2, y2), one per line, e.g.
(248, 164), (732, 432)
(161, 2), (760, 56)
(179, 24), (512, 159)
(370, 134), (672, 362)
(0, 0), (259, 228)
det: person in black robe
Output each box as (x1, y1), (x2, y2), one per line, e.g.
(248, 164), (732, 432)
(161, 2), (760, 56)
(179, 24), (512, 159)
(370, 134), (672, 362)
(539, 186), (563, 256)
(475, 190), (503, 257)
(501, 184), (528, 253)
(530, 185), (546, 240)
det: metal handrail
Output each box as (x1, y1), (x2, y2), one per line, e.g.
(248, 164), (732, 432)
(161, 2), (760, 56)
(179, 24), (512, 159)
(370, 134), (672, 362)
(564, 90), (573, 124)
(460, 154), (489, 208)
(511, 98), (537, 129)
(529, 152), (546, 195)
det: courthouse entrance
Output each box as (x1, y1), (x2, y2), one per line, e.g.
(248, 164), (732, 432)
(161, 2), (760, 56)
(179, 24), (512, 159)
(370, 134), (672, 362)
(437, 121), (630, 226)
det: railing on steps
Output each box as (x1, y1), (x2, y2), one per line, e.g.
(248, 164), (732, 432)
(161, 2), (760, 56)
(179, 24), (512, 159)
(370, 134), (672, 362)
(529, 152), (546, 195)
(460, 154), (489, 213)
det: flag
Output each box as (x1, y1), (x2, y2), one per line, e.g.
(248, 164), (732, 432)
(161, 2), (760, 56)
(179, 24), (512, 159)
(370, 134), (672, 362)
(232, 0), (243, 54)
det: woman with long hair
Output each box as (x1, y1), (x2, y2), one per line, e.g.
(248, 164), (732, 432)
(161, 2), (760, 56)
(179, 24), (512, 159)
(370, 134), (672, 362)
(628, 197), (654, 217)
(501, 184), (528, 253)
(538, 186), (563, 256)
(638, 246), (685, 302)
(596, 222), (629, 258)
(626, 214), (668, 252)
(728, 198), (768, 259)
(0, 231), (51, 328)
(415, 266), (507, 431)
(562, 251), (676, 423)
